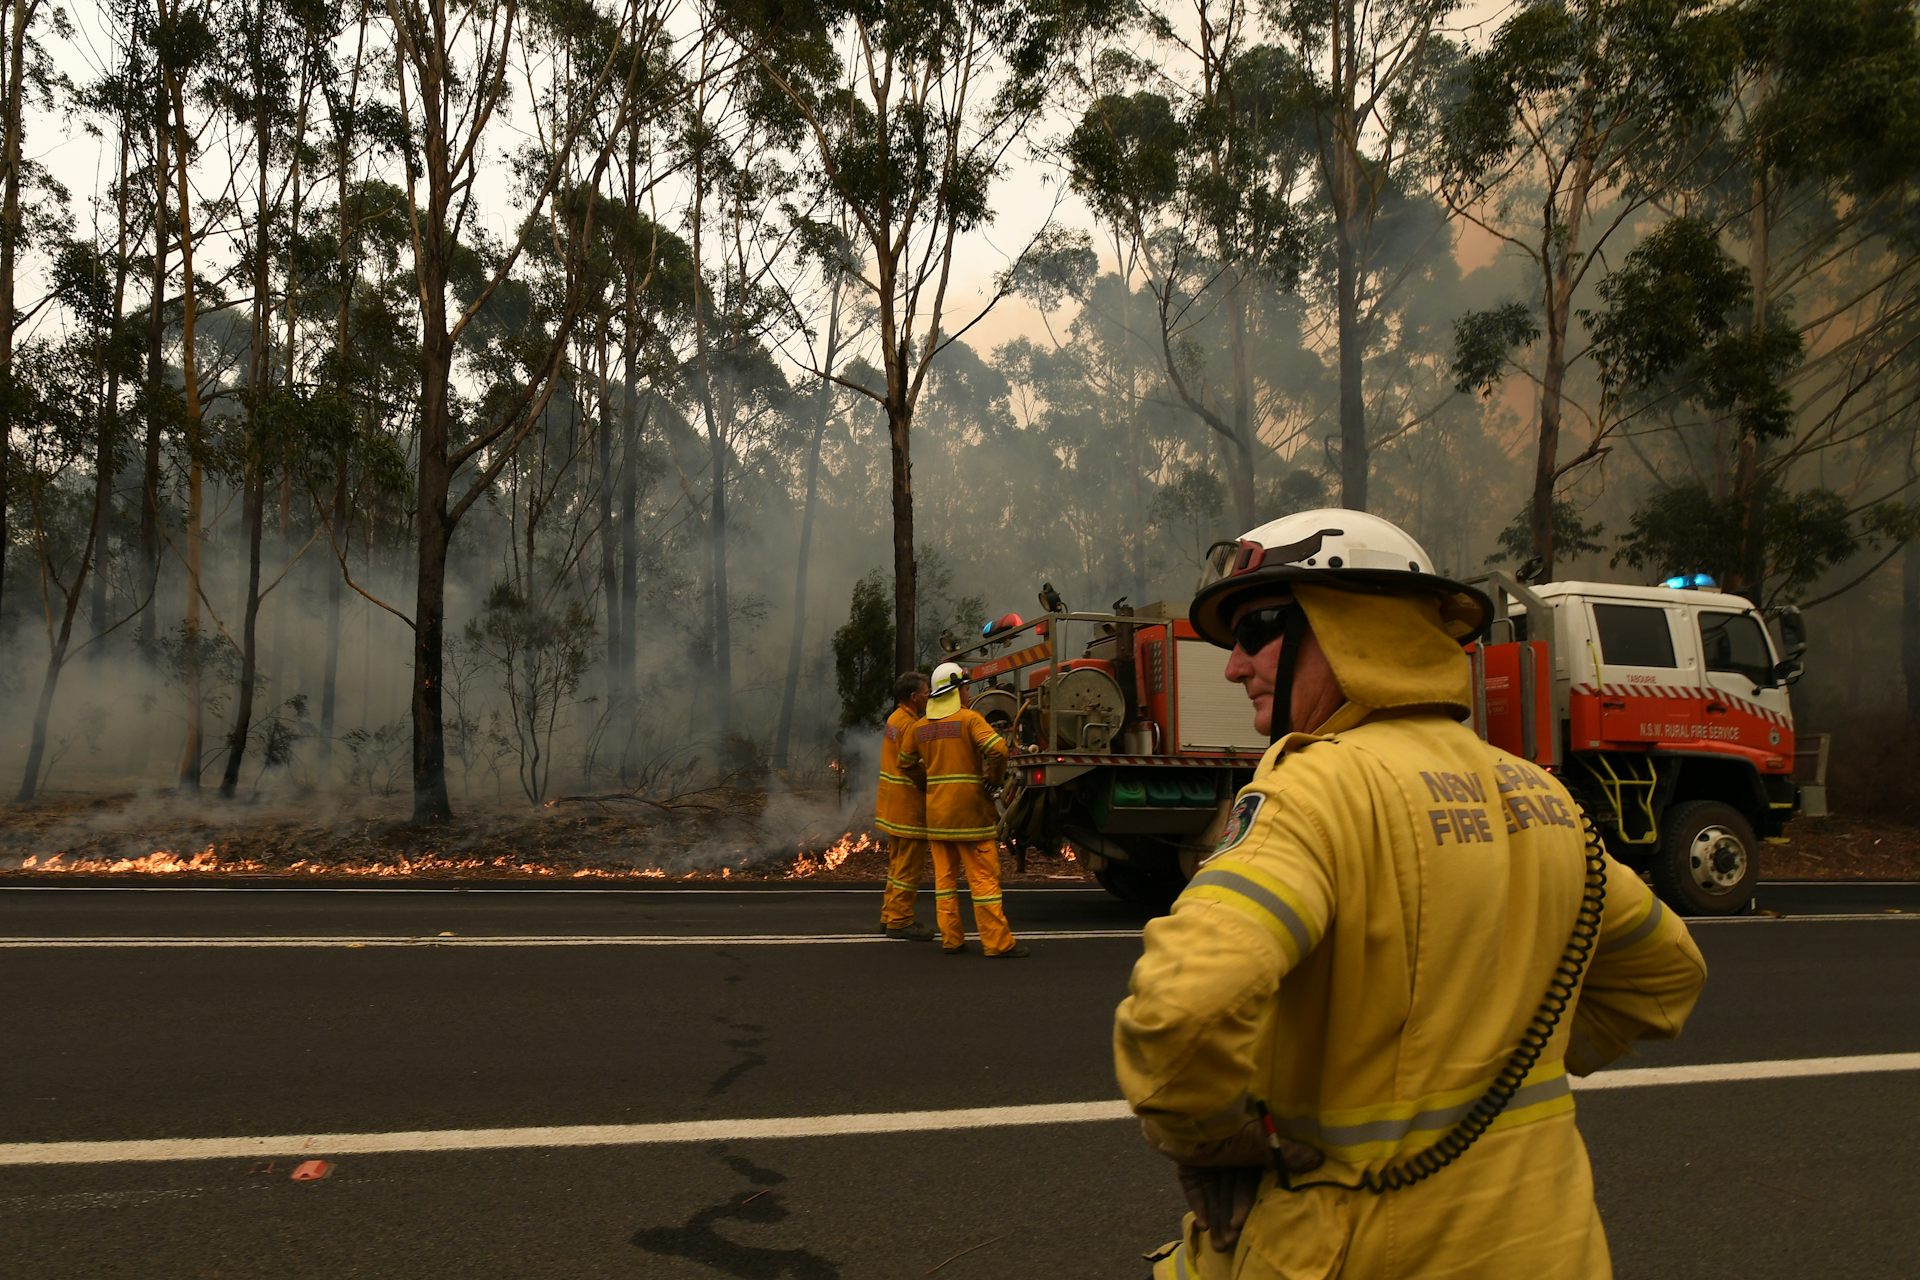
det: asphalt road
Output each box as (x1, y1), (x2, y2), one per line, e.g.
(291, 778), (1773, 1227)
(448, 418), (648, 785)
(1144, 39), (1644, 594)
(1, 882), (1916, 1279)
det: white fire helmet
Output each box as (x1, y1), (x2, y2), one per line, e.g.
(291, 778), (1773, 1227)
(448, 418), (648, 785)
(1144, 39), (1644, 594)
(926, 661), (967, 720)
(1189, 509), (1493, 647)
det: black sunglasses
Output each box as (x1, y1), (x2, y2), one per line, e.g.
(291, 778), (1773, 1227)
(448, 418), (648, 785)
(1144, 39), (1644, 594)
(1232, 605), (1295, 655)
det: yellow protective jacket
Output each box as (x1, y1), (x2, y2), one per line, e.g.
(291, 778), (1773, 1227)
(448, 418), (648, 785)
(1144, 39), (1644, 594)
(1115, 586), (1707, 1280)
(899, 708), (1008, 841)
(875, 704), (927, 839)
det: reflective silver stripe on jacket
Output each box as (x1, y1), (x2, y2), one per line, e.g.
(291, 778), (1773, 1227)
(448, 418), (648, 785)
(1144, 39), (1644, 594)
(1185, 865), (1314, 957)
(1278, 1073), (1571, 1149)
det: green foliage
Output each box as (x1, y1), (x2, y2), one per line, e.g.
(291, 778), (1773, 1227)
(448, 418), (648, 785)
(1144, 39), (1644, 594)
(1451, 302), (1539, 397)
(1612, 483), (1919, 602)
(1585, 215), (1802, 439)
(1149, 464), (1226, 569)
(831, 557), (984, 728)
(1737, 0), (1920, 196)
(833, 570), (894, 729)
(1441, 0), (1743, 201)
(1488, 499), (1605, 568)
(463, 581), (598, 803)
(1067, 90), (1182, 227)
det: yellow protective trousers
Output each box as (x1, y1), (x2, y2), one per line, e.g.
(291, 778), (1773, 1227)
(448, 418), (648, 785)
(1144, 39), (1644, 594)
(930, 839), (1015, 955)
(880, 836), (929, 928)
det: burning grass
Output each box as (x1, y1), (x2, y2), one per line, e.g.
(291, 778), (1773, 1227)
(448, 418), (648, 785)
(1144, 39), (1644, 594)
(0, 791), (1084, 883)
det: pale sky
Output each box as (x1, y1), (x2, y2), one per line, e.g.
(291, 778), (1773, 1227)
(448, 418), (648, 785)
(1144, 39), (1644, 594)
(34, 0), (1517, 358)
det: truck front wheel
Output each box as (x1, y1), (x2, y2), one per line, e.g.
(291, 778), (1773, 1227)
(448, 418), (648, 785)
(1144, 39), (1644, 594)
(1653, 800), (1758, 916)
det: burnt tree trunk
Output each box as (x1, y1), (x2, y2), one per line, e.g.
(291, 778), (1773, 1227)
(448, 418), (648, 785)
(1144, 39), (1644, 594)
(219, 466), (265, 795)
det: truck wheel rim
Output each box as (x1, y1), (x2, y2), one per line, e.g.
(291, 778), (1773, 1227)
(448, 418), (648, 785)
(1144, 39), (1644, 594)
(1688, 825), (1747, 892)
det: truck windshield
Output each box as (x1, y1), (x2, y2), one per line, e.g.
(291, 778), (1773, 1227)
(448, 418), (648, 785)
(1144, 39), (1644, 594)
(1700, 611), (1774, 686)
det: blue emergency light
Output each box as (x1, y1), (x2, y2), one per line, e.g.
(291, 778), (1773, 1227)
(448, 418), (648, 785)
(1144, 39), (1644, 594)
(1660, 573), (1718, 590)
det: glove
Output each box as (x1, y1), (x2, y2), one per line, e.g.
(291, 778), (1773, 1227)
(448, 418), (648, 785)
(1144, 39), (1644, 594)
(1176, 1163), (1264, 1252)
(1144, 1118), (1325, 1253)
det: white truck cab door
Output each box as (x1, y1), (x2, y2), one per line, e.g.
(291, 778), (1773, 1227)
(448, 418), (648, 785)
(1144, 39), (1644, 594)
(1577, 600), (1689, 748)
(1695, 608), (1793, 733)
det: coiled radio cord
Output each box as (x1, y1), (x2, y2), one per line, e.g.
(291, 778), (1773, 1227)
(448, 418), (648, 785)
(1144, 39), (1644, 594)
(1268, 811), (1609, 1195)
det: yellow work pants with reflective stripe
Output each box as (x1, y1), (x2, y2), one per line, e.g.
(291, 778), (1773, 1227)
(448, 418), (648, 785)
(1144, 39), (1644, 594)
(931, 839), (1015, 955)
(880, 836), (929, 928)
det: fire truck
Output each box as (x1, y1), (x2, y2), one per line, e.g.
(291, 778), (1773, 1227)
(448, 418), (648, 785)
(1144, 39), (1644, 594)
(957, 575), (1807, 916)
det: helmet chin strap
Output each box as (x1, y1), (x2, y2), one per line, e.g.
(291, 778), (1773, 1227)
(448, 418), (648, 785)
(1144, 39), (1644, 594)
(1268, 607), (1309, 746)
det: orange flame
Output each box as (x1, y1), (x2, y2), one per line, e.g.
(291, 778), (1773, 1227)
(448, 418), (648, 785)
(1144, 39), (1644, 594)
(787, 831), (880, 878)
(21, 847), (689, 880)
(18, 834), (889, 881)
(1060, 842), (1079, 863)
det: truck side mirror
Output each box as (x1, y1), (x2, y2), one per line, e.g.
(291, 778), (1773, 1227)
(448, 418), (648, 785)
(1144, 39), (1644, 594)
(1772, 658), (1803, 686)
(1773, 607), (1807, 659)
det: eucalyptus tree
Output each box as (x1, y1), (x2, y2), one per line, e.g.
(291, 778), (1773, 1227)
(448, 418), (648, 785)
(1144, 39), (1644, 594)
(715, 0), (1122, 673)
(153, 0), (224, 787)
(383, 0), (681, 822)
(310, 0), (412, 780)
(12, 240), (146, 801)
(771, 210), (857, 768)
(70, 18), (152, 647)
(1441, 0), (1739, 576)
(1262, 0), (1466, 511)
(209, 0), (342, 796)
(1569, 0), (1920, 602)
(678, 27), (805, 736)
(1705, 0), (1920, 595)
(1068, 4), (1319, 527)
(0, 0), (72, 636)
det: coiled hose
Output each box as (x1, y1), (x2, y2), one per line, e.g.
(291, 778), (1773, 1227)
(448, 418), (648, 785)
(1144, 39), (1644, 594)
(1274, 812), (1610, 1195)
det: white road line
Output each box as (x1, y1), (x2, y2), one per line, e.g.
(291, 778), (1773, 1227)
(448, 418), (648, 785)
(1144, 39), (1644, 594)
(0, 929), (1147, 948)
(5, 912), (1916, 948)
(4, 1053), (1915, 1167)
(1568, 1053), (1920, 1090)
(1690, 913), (1920, 924)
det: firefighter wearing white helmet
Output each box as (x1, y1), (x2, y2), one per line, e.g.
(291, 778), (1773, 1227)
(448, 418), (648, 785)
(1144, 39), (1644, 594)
(1115, 509), (1707, 1278)
(899, 662), (1025, 957)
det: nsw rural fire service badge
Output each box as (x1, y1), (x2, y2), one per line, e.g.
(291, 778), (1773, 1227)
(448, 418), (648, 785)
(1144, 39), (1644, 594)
(1212, 793), (1264, 855)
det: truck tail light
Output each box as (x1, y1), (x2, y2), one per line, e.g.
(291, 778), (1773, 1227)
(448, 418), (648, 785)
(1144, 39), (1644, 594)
(1030, 767), (1046, 786)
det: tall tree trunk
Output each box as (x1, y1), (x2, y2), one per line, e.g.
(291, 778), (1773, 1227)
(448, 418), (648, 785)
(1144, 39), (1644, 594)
(1225, 272), (1256, 527)
(596, 321), (621, 716)
(319, 16), (363, 785)
(17, 485), (104, 801)
(1530, 125), (1596, 580)
(92, 120), (135, 643)
(165, 54), (206, 791)
(888, 397), (916, 672)
(1733, 152), (1772, 601)
(412, 321), (455, 823)
(318, 460), (347, 777)
(1530, 285), (1568, 577)
(1330, 5), (1367, 512)
(1903, 474), (1919, 724)
(617, 353), (640, 777)
(220, 468), (265, 795)
(774, 281), (844, 766)
(222, 50), (275, 798)
(138, 100), (169, 659)
(0, 0), (37, 633)
(708, 390), (732, 736)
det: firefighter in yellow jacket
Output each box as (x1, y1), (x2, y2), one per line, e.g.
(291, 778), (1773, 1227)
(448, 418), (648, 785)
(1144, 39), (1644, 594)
(900, 662), (1026, 957)
(876, 671), (935, 941)
(1116, 510), (1707, 1279)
